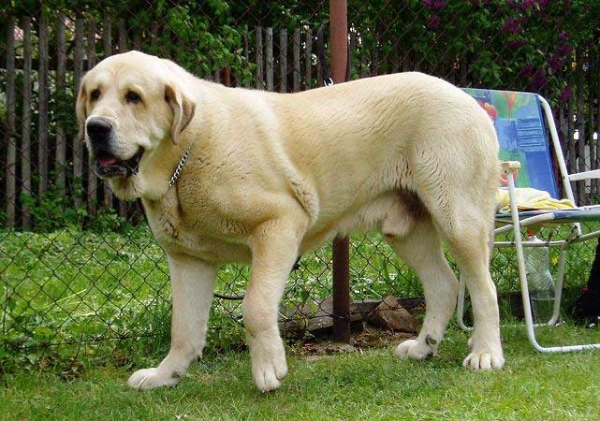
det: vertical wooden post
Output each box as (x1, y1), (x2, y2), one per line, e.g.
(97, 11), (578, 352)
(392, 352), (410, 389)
(38, 14), (49, 197)
(279, 29), (288, 93)
(87, 20), (98, 217)
(56, 16), (67, 195)
(330, 0), (350, 343)
(304, 28), (312, 90)
(292, 28), (301, 92)
(102, 18), (114, 209)
(265, 28), (274, 91)
(117, 19), (128, 218)
(255, 27), (263, 89)
(5, 17), (16, 228)
(21, 18), (32, 230)
(73, 18), (85, 211)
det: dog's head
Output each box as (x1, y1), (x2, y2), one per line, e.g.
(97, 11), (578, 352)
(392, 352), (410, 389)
(76, 50), (195, 199)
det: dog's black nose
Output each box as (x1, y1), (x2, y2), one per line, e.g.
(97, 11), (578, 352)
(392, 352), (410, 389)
(86, 117), (113, 140)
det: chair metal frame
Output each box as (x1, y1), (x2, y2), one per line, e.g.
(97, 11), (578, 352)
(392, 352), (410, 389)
(457, 90), (600, 353)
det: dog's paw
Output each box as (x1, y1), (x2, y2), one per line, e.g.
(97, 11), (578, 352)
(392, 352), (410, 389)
(249, 340), (288, 392)
(463, 351), (505, 370)
(394, 338), (435, 361)
(127, 368), (181, 390)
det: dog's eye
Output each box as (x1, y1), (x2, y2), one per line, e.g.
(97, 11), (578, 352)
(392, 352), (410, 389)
(90, 89), (101, 102)
(125, 91), (142, 104)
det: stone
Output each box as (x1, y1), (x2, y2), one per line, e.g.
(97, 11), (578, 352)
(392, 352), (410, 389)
(367, 295), (420, 333)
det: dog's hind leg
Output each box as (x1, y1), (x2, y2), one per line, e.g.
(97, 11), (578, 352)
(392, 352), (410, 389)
(386, 216), (459, 361)
(443, 214), (505, 370)
(423, 181), (503, 369)
(243, 216), (308, 392)
(128, 254), (216, 390)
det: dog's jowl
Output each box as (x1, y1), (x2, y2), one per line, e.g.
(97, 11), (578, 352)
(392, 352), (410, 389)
(76, 50), (503, 392)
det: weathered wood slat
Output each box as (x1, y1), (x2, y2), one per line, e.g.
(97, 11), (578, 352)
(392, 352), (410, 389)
(118, 19), (127, 53)
(576, 49), (586, 201)
(265, 27), (274, 91)
(55, 15), (67, 195)
(87, 20), (98, 217)
(242, 25), (250, 88)
(102, 18), (114, 208)
(304, 28), (312, 90)
(117, 19), (129, 218)
(293, 28), (301, 92)
(5, 17), (16, 228)
(38, 14), (49, 196)
(280, 29), (288, 93)
(73, 18), (85, 209)
(255, 26), (263, 89)
(21, 17), (32, 230)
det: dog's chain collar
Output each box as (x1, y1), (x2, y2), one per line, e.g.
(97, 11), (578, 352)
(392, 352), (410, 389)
(168, 145), (192, 189)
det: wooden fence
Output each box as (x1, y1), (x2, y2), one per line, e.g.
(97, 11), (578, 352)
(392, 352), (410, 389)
(2, 15), (600, 230)
(1, 16), (331, 230)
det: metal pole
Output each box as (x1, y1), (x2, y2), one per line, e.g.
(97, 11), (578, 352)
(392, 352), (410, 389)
(330, 0), (350, 343)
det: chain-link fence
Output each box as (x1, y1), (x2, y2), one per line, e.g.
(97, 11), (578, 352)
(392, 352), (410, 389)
(2, 1), (600, 369)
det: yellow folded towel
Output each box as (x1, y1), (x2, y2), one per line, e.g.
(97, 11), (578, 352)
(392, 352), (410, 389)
(496, 188), (575, 214)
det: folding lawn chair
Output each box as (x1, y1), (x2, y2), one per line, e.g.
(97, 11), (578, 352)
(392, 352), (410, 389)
(457, 88), (600, 353)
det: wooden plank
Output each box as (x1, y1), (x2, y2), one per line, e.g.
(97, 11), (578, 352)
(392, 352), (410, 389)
(576, 50), (586, 201)
(102, 18), (114, 208)
(38, 13), (49, 196)
(5, 17), (16, 228)
(133, 30), (142, 51)
(255, 26), (263, 89)
(304, 28), (312, 90)
(21, 17), (32, 230)
(243, 25), (249, 87)
(87, 20), (98, 217)
(565, 97), (576, 194)
(360, 48), (368, 78)
(162, 25), (171, 58)
(73, 18), (85, 209)
(55, 15), (67, 195)
(265, 27), (274, 91)
(293, 28), (300, 92)
(279, 29), (287, 93)
(222, 68), (231, 87)
(150, 21), (159, 49)
(315, 27), (323, 87)
(459, 53), (468, 86)
(371, 48), (378, 76)
(349, 31), (356, 79)
(118, 18), (127, 53)
(103, 17), (112, 57)
(118, 19), (129, 217)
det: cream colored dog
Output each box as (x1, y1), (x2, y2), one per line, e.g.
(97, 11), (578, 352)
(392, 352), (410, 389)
(76, 50), (503, 392)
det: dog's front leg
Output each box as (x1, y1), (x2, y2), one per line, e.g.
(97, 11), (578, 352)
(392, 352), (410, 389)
(128, 254), (216, 390)
(244, 218), (305, 392)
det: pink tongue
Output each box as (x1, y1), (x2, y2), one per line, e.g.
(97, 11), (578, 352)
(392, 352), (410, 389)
(98, 156), (118, 167)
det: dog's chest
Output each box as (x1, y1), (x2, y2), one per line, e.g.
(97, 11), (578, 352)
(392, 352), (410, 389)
(143, 197), (252, 264)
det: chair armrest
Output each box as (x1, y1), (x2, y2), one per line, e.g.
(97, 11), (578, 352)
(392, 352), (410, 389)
(501, 161), (521, 173)
(569, 169), (600, 182)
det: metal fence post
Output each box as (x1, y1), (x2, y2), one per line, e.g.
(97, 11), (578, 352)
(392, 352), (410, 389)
(330, 0), (351, 343)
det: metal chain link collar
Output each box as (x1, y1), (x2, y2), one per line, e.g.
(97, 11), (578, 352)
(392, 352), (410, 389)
(168, 145), (192, 189)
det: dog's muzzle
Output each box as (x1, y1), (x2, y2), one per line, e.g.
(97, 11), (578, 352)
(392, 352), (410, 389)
(86, 116), (144, 178)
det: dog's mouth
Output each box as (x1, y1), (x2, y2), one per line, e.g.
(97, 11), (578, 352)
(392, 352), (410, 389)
(94, 148), (144, 178)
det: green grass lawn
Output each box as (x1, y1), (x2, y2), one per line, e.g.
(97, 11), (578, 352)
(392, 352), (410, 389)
(2, 325), (600, 420)
(2, 225), (600, 419)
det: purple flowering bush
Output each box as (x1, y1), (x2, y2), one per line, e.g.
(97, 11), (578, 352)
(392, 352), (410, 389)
(349, 0), (598, 104)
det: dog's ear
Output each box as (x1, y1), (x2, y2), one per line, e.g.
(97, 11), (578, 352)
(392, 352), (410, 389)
(75, 78), (87, 143)
(165, 84), (196, 144)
